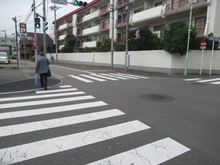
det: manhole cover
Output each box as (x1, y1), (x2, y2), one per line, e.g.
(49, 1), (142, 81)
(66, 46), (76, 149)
(139, 94), (174, 102)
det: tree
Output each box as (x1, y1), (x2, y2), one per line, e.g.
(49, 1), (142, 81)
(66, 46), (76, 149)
(61, 34), (77, 53)
(163, 21), (197, 55)
(96, 39), (111, 52)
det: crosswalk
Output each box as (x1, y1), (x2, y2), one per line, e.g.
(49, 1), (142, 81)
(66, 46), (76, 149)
(183, 77), (220, 85)
(68, 72), (149, 83)
(0, 86), (190, 164)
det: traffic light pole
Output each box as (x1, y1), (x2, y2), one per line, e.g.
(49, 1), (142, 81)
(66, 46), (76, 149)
(33, 0), (38, 63)
(12, 17), (20, 69)
(125, 2), (129, 72)
(43, 0), (47, 57)
(110, 0), (115, 69)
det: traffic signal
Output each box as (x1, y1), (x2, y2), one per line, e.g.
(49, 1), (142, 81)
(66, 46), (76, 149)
(45, 22), (48, 31)
(72, 0), (87, 7)
(134, 29), (141, 39)
(35, 18), (41, 29)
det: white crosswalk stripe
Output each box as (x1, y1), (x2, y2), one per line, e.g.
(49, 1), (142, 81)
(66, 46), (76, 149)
(183, 77), (220, 85)
(0, 86), (190, 164)
(68, 72), (149, 83)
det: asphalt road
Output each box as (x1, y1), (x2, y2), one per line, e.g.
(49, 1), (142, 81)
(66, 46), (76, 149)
(0, 62), (219, 165)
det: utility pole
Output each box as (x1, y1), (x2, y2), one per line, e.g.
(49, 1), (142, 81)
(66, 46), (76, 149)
(12, 17), (20, 69)
(50, 4), (59, 63)
(0, 29), (7, 45)
(110, 0), (115, 69)
(33, 0), (38, 63)
(125, 1), (129, 72)
(43, 0), (47, 57)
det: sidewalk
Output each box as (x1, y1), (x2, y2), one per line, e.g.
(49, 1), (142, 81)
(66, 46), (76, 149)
(0, 60), (61, 93)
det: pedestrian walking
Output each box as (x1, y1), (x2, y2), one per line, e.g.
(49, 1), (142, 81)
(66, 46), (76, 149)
(36, 52), (51, 90)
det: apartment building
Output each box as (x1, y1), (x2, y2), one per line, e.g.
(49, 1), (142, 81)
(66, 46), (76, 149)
(54, 0), (220, 51)
(19, 32), (53, 59)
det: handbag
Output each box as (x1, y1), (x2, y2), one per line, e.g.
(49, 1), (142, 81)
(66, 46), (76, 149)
(47, 68), (51, 77)
(35, 74), (39, 85)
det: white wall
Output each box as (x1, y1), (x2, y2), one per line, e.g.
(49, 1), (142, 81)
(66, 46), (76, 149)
(48, 50), (220, 75)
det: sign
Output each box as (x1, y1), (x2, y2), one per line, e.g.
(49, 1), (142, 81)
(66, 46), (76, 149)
(20, 33), (27, 39)
(200, 41), (207, 47)
(209, 36), (220, 41)
(32, 38), (37, 50)
(51, 0), (67, 5)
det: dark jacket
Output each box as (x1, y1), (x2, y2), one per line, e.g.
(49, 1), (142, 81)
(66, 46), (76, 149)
(36, 56), (50, 74)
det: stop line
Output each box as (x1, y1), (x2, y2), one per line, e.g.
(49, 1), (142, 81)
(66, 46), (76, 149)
(183, 77), (220, 85)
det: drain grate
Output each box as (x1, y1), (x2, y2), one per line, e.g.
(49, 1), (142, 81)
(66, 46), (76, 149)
(139, 94), (174, 102)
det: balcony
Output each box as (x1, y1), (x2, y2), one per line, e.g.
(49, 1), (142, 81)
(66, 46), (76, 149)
(100, 5), (110, 16)
(76, 17), (83, 25)
(100, 23), (110, 32)
(67, 22), (73, 28)
(76, 30), (83, 37)
(58, 34), (66, 41)
(116, 0), (127, 9)
(132, 5), (165, 24)
(115, 18), (127, 28)
(165, 0), (208, 16)
(83, 25), (100, 36)
(82, 41), (97, 48)
(83, 10), (100, 22)
(57, 23), (67, 31)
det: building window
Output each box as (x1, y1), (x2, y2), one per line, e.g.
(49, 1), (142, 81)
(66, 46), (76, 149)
(134, 7), (144, 14)
(195, 17), (206, 35)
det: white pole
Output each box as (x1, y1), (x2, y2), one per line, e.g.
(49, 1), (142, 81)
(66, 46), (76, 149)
(200, 48), (204, 75)
(209, 40), (215, 75)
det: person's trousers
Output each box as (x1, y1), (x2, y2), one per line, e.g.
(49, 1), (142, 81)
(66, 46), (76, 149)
(40, 73), (48, 89)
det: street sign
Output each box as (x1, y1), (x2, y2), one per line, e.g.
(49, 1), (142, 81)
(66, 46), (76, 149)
(209, 36), (220, 41)
(200, 41), (207, 47)
(51, 0), (67, 5)
(20, 33), (27, 39)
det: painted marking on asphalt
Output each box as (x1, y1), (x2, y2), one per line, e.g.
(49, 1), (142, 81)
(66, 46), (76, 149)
(210, 81), (220, 85)
(0, 95), (95, 109)
(79, 74), (107, 82)
(68, 75), (93, 83)
(116, 73), (149, 79)
(0, 101), (107, 120)
(99, 73), (129, 80)
(183, 78), (202, 81)
(90, 74), (118, 81)
(196, 78), (220, 83)
(108, 73), (139, 79)
(0, 109), (125, 137)
(0, 91), (85, 102)
(0, 120), (150, 165)
(59, 85), (72, 88)
(36, 88), (78, 94)
(87, 137), (190, 165)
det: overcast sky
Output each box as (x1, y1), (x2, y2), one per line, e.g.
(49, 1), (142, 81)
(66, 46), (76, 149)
(0, 0), (93, 39)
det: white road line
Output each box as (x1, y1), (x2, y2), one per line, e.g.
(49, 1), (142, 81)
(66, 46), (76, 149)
(90, 74), (118, 81)
(183, 78), (202, 81)
(0, 120), (150, 165)
(0, 95), (95, 109)
(0, 91), (85, 102)
(116, 73), (149, 79)
(36, 88), (78, 94)
(109, 73), (139, 79)
(196, 78), (220, 83)
(0, 101), (107, 120)
(99, 73), (129, 80)
(80, 74), (106, 82)
(68, 75), (93, 83)
(0, 109), (125, 137)
(210, 81), (220, 85)
(59, 85), (72, 88)
(87, 137), (190, 165)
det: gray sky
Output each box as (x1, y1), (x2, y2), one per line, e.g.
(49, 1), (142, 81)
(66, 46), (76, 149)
(0, 0), (92, 39)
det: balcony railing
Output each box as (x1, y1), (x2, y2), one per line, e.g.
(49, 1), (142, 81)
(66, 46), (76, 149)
(100, 5), (110, 16)
(116, 0), (127, 9)
(115, 17), (127, 28)
(100, 23), (110, 32)
(76, 17), (83, 25)
(83, 10), (100, 22)
(83, 25), (100, 36)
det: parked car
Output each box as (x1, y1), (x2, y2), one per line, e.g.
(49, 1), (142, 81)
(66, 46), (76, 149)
(0, 52), (10, 64)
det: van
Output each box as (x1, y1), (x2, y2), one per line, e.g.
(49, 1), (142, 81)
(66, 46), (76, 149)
(0, 52), (10, 64)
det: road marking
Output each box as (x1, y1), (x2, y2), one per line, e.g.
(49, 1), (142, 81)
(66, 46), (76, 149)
(90, 74), (118, 81)
(108, 73), (139, 79)
(36, 88), (78, 94)
(80, 74), (107, 82)
(0, 120), (150, 165)
(0, 95), (95, 109)
(0, 109), (125, 137)
(87, 137), (190, 165)
(59, 85), (72, 88)
(68, 75), (93, 83)
(0, 101), (107, 120)
(210, 81), (220, 85)
(196, 78), (220, 83)
(117, 73), (149, 79)
(183, 78), (202, 81)
(99, 73), (129, 80)
(0, 91), (85, 102)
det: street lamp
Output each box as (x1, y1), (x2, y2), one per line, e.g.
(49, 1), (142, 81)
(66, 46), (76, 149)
(184, 0), (193, 76)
